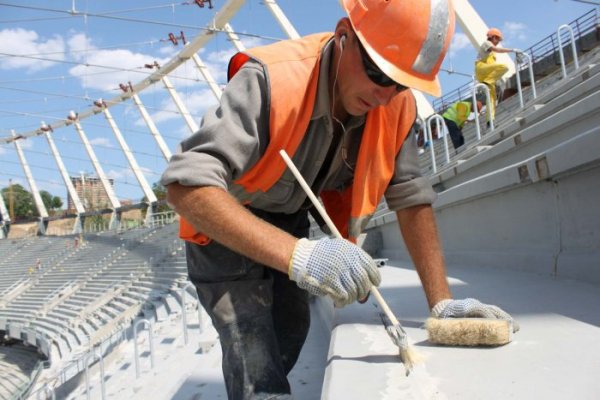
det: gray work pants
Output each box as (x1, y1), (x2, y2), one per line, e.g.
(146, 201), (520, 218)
(186, 207), (311, 400)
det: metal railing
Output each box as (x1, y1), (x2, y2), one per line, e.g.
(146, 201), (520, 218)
(514, 51), (537, 108)
(420, 9), (598, 178)
(84, 350), (106, 400)
(557, 24), (580, 79)
(180, 282), (205, 345)
(471, 83), (494, 140)
(9, 360), (48, 400)
(133, 318), (155, 379)
(25, 327), (128, 400)
(432, 8), (598, 115)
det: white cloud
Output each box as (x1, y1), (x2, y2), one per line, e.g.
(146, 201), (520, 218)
(448, 32), (473, 57)
(89, 137), (113, 147)
(0, 28), (65, 72)
(181, 89), (220, 116)
(67, 33), (94, 61)
(502, 21), (528, 42)
(158, 46), (179, 57)
(66, 33), (171, 92)
(106, 168), (130, 180)
(134, 87), (218, 127)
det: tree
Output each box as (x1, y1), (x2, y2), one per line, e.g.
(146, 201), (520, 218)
(40, 190), (63, 214)
(1, 185), (64, 220)
(141, 182), (172, 215)
(1, 184), (35, 220)
(51, 196), (63, 210)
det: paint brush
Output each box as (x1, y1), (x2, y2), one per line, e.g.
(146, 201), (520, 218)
(280, 149), (421, 375)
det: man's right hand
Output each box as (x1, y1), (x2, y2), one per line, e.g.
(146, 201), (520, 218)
(289, 237), (381, 307)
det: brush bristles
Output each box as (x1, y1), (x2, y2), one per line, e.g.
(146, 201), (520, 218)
(399, 345), (425, 376)
(426, 318), (513, 346)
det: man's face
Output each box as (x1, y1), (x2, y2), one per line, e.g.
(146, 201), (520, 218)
(335, 34), (407, 116)
(489, 35), (502, 45)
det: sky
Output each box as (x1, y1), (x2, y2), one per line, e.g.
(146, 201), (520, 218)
(0, 0), (597, 208)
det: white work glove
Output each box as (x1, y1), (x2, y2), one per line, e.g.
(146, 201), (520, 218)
(513, 49), (525, 63)
(431, 298), (519, 332)
(289, 237), (381, 307)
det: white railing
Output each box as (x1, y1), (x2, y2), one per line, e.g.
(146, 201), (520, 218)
(427, 114), (450, 166)
(84, 350), (106, 400)
(557, 24), (580, 79)
(471, 83), (494, 140)
(180, 282), (205, 345)
(133, 318), (155, 379)
(514, 52), (537, 108)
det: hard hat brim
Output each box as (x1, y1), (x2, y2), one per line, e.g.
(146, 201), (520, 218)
(355, 31), (442, 97)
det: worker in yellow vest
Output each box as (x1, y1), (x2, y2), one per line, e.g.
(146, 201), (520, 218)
(475, 28), (523, 122)
(442, 100), (483, 150)
(162, 1), (516, 398)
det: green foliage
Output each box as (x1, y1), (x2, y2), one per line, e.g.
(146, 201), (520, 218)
(1, 184), (63, 220)
(40, 190), (63, 212)
(1, 183), (35, 220)
(141, 182), (171, 214)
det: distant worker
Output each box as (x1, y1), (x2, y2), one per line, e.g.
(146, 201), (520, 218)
(442, 100), (483, 150)
(163, 1), (517, 399)
(475, 28), (522, 122)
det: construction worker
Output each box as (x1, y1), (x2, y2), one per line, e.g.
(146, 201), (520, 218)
(442, 100), (483, 150)
(162, 1), (516, 398)
(475, 27), (522, 122)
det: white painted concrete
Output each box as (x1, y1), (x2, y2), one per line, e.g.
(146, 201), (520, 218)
(321, 262), (600, 400)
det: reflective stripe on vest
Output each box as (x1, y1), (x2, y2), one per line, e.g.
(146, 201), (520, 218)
(180, 33), (416, 244)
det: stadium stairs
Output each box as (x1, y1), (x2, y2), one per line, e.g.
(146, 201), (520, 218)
(0, 222), (198, 399)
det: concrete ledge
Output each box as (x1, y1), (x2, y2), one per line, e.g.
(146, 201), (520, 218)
(317, 262), (600, 400)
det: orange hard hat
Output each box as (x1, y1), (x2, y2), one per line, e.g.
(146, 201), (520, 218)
(340, 0), (455, 97)
(487, 28), (503, 40)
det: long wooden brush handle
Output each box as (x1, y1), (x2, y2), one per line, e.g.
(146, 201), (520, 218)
(280, 150), (400, 326)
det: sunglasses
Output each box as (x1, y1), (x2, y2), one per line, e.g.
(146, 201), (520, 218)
(357, 39), (407, 92)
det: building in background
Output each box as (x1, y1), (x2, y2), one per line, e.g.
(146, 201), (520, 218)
(67, 174), (113, 212)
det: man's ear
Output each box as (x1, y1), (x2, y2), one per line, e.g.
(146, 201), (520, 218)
(334, 17), (352, 50)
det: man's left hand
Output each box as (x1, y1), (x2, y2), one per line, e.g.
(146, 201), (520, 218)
(431, 298), (519, 332)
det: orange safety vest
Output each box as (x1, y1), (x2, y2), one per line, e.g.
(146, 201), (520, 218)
(180, 33), (416, 244)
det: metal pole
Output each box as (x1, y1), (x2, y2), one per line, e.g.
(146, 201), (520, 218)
(471, 83), (493, 140)
(428, 114), (450, 165)
(425, 121), (437, 174)
(191, 54), (223, 101)
(11, 130), (49, 222)
(557, 24), (579, 79)
(161, 76), (200, 134)
(101, 106), (157, 205)
(133, 318), (154, 378)
(98, 349), (106, 400)
(515, 56), (524, 109)
(36, 384), (56, 400)
(181, 285), (189, 345)
(84, 354), (92, 400)
(262, 0), (300, 39)
(131, 94), (172, 161)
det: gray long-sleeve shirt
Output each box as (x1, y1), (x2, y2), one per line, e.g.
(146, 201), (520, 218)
(161, 39), (436, 214)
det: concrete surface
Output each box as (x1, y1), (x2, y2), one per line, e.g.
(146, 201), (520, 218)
(321, 261), (600, 400)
